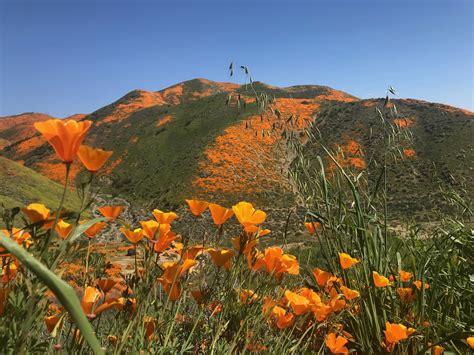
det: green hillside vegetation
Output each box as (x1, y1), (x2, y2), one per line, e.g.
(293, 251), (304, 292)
(0, 156), (82, 211)
(88, 93), (259, 208)
(301, 98), (473, 220)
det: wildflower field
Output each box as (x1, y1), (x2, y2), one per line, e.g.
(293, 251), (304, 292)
(0, 93), (473, 355)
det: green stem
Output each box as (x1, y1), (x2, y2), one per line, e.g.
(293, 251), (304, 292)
(43, 163), (71, 265)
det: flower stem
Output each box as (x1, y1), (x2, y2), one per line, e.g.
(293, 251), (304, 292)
(42, 163), (70, 264)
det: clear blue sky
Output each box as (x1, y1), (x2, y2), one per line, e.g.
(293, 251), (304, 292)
(0, 0), (472, 117)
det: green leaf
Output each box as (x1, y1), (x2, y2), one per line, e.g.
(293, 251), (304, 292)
(0, 234), (104, 354)
(66, 217), (105, 246)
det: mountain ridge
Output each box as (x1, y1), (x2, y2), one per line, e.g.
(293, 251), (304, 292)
(0, 78), (472, 217)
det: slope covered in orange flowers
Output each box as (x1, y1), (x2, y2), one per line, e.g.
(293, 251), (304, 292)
(1, 79), (472, 212)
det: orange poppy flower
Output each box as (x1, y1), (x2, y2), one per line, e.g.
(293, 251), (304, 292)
(92, 298), (127, 316)
(326, 332), (349, 354)
(56, 220), (73, 240)
(1, 260), (19, 284)
(284, 290), (311, 315)
(144, 316), (156, 340)
(140, 220), (160, 239)
(384, 322), (409, 344)
(312, 268), (333, 287)
(253, 247), (299, 278)
(208, 203), (234, 225)
(398, 270), (413, 282)
(339, 253), (360, 270)
(80, 221), (106, 238)
(182, 245), (206, 260)
(270, 306), (294, 329)
(413, 280), (430, 290)
(467, 337), (474, 349)
(34, 119), (92, 164)
(96, 278), (118, 293)
(258, 229), (271, 236)
(98, 206), (123, 220)
(120, 227), (143, 244)
(340, 285), (360, 300)
(0, 228), (32, 255)
(397, 288), (416, 303)
(206, 248), (234, 270)
(152, 209), (178, 224)
(81, 286), (102, 318)
(158, 259), (197, 301)
(22, 203), (52, 228)
(44, 314), (62, 334)
(239, 289), (258, 304)
(207, 248), (234, 270)
(185, 199), (209, 217)
(298, 287), (322, 308)
(153, 225), (177, 253)
(77, 145), (113, 173)
(232, 236), (258, 256)
(232, 201), (266, 227)
(304, 221), (321, 234)
(373, 271), (390, 287)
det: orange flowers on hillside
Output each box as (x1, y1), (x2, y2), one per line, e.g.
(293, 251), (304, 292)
(77, 145), (113, 173)
(339, 253), (360, 270)
(98, 206), (123, 220)
(232, 201), (266, 228)
(304, 221), (321, 234)
(209, 203), (234, 225)
(326, 332), (349, 354)
(120, 227), (143, 244)
(152, 209), (178, 224)
(373, 272), (390, 287)
(185, 199), (209, 216)
(34, 119), (92, 164)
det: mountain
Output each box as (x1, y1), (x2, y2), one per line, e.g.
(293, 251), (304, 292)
(0, 156), (82, 211)
(1, 78), (472, 217)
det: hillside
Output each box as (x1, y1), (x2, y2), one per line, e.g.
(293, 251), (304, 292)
(1, 79), (472, 217)
(300, 98), (473, 219)
(1, 79), (356, 208)
(0, 156), (82, 211)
